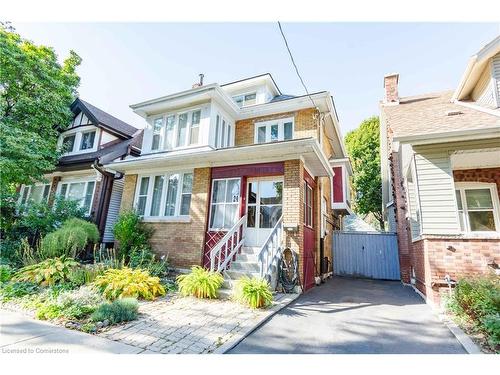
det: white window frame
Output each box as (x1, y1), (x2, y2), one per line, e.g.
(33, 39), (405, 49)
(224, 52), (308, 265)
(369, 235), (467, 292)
(150, 107), (203, 152)
(232, 91), (257, 108)
(254, 117), (294, 144)
(454, 182), (500, 233)
(58, 125), (100, 156)
(18, 183), (51, 206)
(79, 130), (97, 151)
(304, 181), (313, 228)
(214, 113), (233, 149)
(56, 178), (97, 215)
(208, 177), (241, 231)
(133, 171), (193, 220)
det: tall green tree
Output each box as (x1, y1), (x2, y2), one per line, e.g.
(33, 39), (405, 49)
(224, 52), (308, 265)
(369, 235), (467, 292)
(0, 23), (81, 189)
(345, 116), (384, 230)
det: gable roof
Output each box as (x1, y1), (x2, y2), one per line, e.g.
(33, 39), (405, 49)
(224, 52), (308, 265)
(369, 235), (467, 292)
(71, 98), (139, 139)
(381, 90), (500, 142)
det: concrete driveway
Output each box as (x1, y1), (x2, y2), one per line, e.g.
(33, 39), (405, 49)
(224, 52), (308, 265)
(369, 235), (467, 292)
(229, 277), (467, 354)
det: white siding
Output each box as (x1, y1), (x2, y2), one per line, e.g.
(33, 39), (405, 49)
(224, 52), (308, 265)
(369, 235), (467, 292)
(406, 177), (420, 239)
(471, 63), (495, 108)
(492, 54), (500, 108)
(103, 178), (125, 243)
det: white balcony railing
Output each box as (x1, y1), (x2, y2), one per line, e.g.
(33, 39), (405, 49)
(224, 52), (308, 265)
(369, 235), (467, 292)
(209, 215), (247, 273)
(258, 216), (283, 287)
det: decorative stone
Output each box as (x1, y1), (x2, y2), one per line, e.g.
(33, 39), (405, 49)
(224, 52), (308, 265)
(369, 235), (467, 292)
(96, 322), (104, 329)
(103, 319), (110, 327)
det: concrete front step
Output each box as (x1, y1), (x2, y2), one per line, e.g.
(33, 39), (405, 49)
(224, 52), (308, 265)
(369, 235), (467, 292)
(230, 261), (260, 272)
(240, 246), (261, 255)
(217, 288), (233, 300)
(224, 269), (260, 280)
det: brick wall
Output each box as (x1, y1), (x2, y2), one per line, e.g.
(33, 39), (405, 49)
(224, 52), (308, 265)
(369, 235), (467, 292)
(453, 168), (500, 200)
(235, 108), (318, 146)
(119, 168), (211, 269)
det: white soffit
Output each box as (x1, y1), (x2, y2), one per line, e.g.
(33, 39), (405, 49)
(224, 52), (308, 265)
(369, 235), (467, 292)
(451, 148), (500, 169)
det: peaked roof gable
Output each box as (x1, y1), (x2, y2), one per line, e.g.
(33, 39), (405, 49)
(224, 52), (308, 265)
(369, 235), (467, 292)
(70, 98), (139, 139)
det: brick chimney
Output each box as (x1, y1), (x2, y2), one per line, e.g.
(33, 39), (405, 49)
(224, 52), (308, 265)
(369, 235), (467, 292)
(384, 73), (399, 104)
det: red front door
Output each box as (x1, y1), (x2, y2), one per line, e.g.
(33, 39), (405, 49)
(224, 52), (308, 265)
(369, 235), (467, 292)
(303, 177), (315, 291)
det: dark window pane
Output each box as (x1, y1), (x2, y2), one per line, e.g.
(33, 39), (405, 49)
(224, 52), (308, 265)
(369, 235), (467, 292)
(260, 206), (282, 228)
(80, 131), (95, 150)
(248, 182), (257, 204)
(270, 124), (278, 141)
(465, 189), (493, 209)
(247, 206), (256, 228)
(149, 176), (164, 216)
(284, 122), (293, 140)
(180, 195), (191, 215)
(258, 126), (266, 143)
(63, 135), (75, 152)
(469, 211), (496, 231)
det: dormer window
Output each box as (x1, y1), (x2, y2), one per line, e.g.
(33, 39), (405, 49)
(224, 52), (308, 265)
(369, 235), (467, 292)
(254, 117), (294, 144)
(150, 109), (202, 152)
(80, 131), (96, 150)
(62, 134), (76, 153)
(233, 92), (257, 108)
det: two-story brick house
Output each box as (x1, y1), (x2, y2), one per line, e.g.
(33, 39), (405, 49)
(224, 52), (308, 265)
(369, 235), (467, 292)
(107, 73), (351, 292)
(19, 98), (142, 244)
(380, 36), (500, 305)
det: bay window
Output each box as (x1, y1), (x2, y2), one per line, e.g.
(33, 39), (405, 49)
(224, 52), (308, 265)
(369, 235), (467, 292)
(151, 118), (163, 151)
(255, 117), (294, 144)
(62, 134), (76, 153)
(150, 109), (202, 152)
(58, 180), (96, 214)
(214, 113), (233, 149)
(455, 183), (500, 232)
(209, 178), (241, 230)
(134, 172), (193, 219)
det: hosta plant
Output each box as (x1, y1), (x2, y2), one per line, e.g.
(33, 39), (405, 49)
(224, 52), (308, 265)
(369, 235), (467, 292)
(176, 266), (224, 299)
(13, 256), (79, 286)
(234, 276), (273, 309)
(94, 267), (165, 300)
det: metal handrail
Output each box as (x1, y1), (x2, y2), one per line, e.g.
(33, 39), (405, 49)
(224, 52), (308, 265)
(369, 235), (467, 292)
(209, 215), (247, 272)
(257, 216), (283, 281)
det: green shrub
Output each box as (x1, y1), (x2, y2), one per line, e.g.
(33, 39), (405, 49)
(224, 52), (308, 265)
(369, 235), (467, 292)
(40, 218), (99, 259)
(448, 276), (500, 349)
(0, 265), (13, 282)
(13, 256), (79, 286)
(113, 210), (153, 260)
(0, 281), (40, 302)
(129, 245), (168, 277)
(94, 267), (165, 300)
(234, 276), (273, 308)
(68, 263), (108, 287)
(176, 266), (224, 299)
(91, 298), (139, 324)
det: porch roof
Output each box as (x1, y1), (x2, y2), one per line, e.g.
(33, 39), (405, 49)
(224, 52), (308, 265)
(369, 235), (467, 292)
(104, 137), (333, 178)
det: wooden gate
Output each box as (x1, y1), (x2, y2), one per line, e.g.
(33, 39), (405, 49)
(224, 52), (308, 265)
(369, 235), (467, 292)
(332, 231), (400, 280)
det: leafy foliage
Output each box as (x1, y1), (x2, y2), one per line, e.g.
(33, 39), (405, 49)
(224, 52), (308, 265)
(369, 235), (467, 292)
(344, 116), (384, 230)
(0, 281), (39, 302)
(0, 24), (81, 189)
(0, 264), (13, 282)
(40, 218), (99, 259)
(447, 276), (500, 349)
(68, 263), (108, 287)
(129, 245), (168, 277)
(13, 256), (79, 286)
(91, 298), (139, 324)
(113, 210), (153, 261)
(177, 266), (224, 299)
(234, 276), (273, 308)
(94, 267), (165, 300)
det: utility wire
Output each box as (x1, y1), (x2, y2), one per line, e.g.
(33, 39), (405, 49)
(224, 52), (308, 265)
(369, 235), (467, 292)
(277, 21), (318, 110)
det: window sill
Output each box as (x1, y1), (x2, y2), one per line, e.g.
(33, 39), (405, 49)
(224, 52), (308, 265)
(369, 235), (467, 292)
(420, 232), (500, 240)
(141, 216), (191, 224)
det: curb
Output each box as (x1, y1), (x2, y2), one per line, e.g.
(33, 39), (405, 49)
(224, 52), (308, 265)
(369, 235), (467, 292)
(214, 293), (300, 354)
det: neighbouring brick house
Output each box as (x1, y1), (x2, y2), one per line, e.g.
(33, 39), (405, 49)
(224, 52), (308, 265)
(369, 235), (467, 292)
(18, 98), (142, 244)
(380, 36), (500, 305)
(106, 73), (351, 293)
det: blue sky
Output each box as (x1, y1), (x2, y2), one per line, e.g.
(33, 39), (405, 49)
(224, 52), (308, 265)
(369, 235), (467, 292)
(15, 23), (500, 135)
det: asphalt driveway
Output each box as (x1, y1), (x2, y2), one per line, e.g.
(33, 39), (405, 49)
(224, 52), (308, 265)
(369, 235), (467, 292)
(229, 277), (467, 354)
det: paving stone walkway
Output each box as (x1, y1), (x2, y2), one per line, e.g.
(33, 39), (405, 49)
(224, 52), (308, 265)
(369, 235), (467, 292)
(98, 292), (298, 354)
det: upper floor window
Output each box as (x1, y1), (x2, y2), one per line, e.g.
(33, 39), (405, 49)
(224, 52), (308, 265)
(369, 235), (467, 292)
(58, 179), (96, 214)
(214, 114), (233, 149)
(233, 92), (257, 108)
(80, 131), (96, 150)
(134, 171), (193, 219)
(455, 183), (500, 232)
(19, 184), (51, 206)
(62, 134), (76, 153)
(254, 117), (294, 144)
(151, 109), (202, 152)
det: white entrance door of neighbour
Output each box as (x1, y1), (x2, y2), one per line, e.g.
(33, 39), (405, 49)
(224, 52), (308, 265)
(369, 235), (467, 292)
(245, 178), (283, 247)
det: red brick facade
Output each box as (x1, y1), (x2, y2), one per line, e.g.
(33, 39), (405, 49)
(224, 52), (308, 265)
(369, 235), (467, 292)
(453, 168), (500, 201)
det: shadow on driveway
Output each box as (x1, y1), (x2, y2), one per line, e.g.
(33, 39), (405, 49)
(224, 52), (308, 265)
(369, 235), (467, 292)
(228, 277), (467, 354)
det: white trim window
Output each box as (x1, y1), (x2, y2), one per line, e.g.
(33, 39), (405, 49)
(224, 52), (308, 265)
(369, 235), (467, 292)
(455, 182), (500, 232)
(58, 179), (96, 214)
(18, 184), (51, 206)
(80, 130), (96, 150)
(254, 117), (294, 144)
(134, 171), (193, 219)
(304, 182), (313, 228)
(232, 92), (257, 108)
(62, 134), (76, 153)
(214, 113), (233, 149)
(209, 178), (241, 230)
(150, 109), (202, 152)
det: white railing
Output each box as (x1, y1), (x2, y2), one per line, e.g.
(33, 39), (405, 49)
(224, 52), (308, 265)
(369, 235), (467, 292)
(209, 215), (247, 273)
(258, 216), (283, 286)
